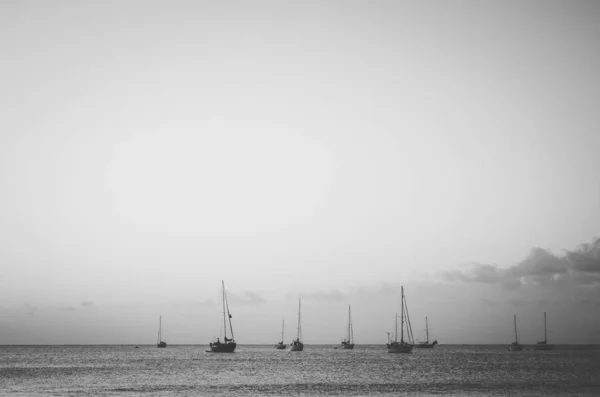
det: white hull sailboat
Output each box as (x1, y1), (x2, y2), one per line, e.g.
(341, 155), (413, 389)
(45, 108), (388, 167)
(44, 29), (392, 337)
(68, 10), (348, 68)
(341, 305), (355, 349)
(415, 316), (438, 348)
(290, 298), (304, 351)
(534, 312), (555, 351)
(208, 281), (237, 353)
(508, 314), (523, 351)
(157, 315), (167, 348)
(275, 320), (287, 350)
(386, 286), (414, 353)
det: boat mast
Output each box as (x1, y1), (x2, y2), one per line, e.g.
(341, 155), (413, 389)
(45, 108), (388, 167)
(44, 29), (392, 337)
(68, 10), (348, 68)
(514, 314), (518, 343)
(222, 281), (227, 340)
(425, 316), (429, 344)
(400, 286), (405, 343)
(544, 312), (547, 343)
(224, 281), (234, 341)
(349, 305), (353, 344)
(281, 320), (285, 342)
(347, 305), (351, 342)
(158, 315), (161, 344)
(297, 298), (302, 341)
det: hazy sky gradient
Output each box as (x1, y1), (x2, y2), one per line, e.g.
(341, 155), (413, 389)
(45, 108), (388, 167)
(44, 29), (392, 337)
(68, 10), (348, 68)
(1, 0), (599, 344)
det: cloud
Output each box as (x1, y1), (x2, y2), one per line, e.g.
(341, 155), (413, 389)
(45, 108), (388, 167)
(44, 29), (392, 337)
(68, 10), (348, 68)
(299, 289), (346, 302)
(60, 306), (76, 313)
(24, 302), (39, 316)
(81, 301), (96, 308)
(565, 238), (600, 273)
(442, 238), (600, 290)
(227, 291), (265, 306)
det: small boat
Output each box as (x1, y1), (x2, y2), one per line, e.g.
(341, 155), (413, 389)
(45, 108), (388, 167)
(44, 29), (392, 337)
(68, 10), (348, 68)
(275, 320), (287, 350)
(157, 315), (167, 348)
(415, 316), (438, 348)
(508, 314), (523, 351)
(533, 312), (555, 351)
(340, 305), (354, 349)
(208, 280), (237, 353)
(290, 298), (304, 351)
(386, 286), (414, 353)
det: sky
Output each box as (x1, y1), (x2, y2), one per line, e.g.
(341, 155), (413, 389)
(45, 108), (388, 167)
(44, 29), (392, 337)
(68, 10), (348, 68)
(1, 0), (599, 345)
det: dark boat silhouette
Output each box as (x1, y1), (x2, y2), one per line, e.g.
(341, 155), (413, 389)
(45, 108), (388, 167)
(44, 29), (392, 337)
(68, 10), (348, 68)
(208, 281), (237, 353)
(156, 315), (167, 348)
(340, 305), (355, 349)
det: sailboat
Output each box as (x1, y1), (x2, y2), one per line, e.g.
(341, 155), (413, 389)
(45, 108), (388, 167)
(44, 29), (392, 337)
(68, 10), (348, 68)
(157, 315), (167, 348)
(275, 320), (287, 349)
(386, 286), (414, 353)
(534, 312), (554, 350)
(208, 280), (237, 353)
(415, 316), (438, 348)
(508, 314), (523, 351)
(341, 305), (354, 349)
(290, 298), (304, 351)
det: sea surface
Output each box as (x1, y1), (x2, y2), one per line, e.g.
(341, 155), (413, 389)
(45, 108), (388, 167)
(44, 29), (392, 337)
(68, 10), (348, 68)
(1, 344), (599, 396)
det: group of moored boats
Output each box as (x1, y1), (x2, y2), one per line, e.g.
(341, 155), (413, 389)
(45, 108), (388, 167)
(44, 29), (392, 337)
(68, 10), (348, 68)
(508, 312), (555, 351)
(154, 281), (553, 353)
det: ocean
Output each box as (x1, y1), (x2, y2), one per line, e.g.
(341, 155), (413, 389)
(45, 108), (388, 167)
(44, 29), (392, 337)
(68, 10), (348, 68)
(1, 344), (599, 396)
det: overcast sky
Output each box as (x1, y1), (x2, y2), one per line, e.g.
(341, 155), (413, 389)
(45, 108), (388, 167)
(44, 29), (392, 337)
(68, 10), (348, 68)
(1, 0), (599, 345)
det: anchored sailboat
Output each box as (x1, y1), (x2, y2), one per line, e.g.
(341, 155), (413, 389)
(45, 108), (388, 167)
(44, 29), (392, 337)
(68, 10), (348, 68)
(415, 316), (438, 348)
(290, 298), (304, 351)
(275, 320), (287, 349)
(208, 280), (237, 353)
(386, 286), (414, 353)
(156, 315), (167, 348)
(341, 305), (355, 349)
(508, 314), (523, 351)
(534, 312), (554, 350)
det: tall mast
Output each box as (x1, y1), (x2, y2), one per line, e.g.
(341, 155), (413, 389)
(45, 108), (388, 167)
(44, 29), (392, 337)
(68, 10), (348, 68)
(544, 312), (547, 343)
(426, 316), (429, 344)
(297, 298), (302, 340)
(281, 320), (285, 342)
(514, 314), (518, 343)
(400, 286), (405, 343)
(394, 313), (398, 342)
(349, 305), (353, 343)
(224, 282), (234, 340)
(158, 315), (161, 344)
(347, 305), (351, 342)
(222, 280), (227, 340)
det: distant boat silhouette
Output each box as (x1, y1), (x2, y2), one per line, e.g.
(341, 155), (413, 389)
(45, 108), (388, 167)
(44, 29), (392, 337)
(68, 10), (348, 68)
(415, 316), (438, 348)
(156, 315), (167, 348)
(387, 286), (414, 353)
(340, 305), (354, 349)
(534, 312), (554, 350)
(275, 320), (287, 350)
(290, 298), (304, 351)
(508, 314), (523, 351)
(208, 280), (237, 353)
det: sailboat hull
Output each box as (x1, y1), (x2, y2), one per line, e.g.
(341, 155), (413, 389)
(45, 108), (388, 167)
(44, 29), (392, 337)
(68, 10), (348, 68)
(157, 342), (167, 348)
(508, 343), (522, 351)
(341, 342), (354, 349)
(416, 340), (437, 349)
(275, 343), (287, 350)
(209, 342), (236, 353)
(290, 341), (304, 351)
(387, 342), (413, 353)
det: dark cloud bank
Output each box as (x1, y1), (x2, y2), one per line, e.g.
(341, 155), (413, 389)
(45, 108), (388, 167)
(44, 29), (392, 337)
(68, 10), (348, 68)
(444, 238), (600, 289)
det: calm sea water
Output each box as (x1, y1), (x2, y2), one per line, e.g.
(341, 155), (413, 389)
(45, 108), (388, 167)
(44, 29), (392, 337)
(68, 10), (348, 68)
(1, 344), (599, 396)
